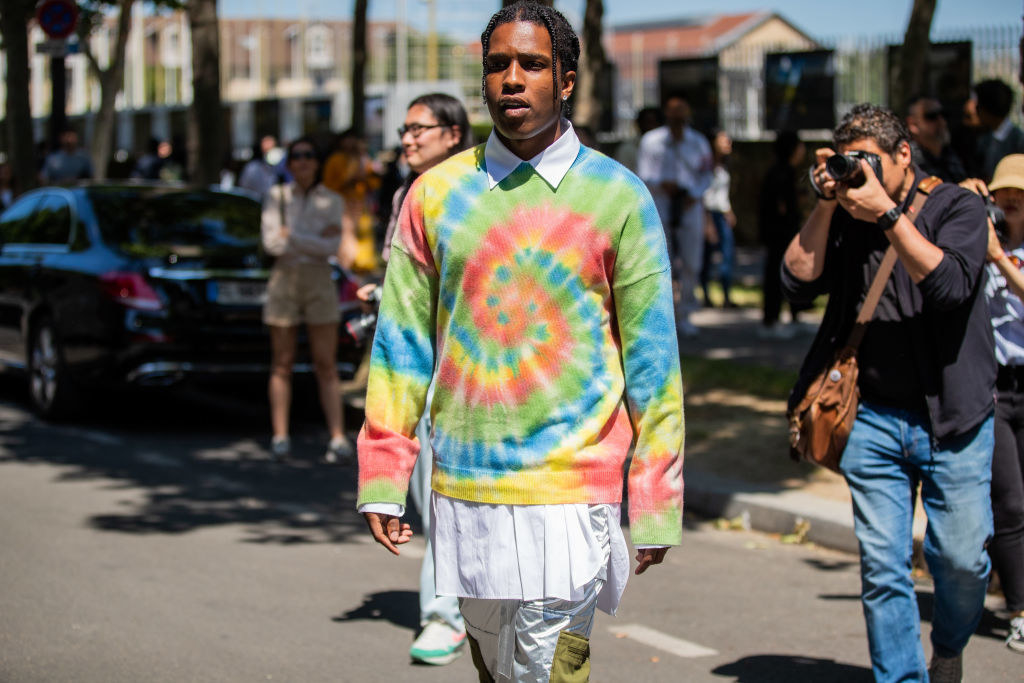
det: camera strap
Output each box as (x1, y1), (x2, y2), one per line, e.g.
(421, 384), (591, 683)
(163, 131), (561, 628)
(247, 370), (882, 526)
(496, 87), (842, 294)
(844, 175), (942, 351)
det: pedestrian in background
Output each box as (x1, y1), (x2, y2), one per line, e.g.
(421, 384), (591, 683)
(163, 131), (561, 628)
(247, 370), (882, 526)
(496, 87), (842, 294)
(261, 137), (354, 465)
(615, 105), (663, 173)
(239, 135), (283, 203)
(322, 130), (381, 273)
(905, 95), (967, 183)
(759, 130), (807, 338)
(700, 129), (737, 309)
(961, 154), (1024, 654)
(974, 79), (1024, 183)
(784, 104), (994, 683)
(357, 3), (684, 679)
(637, 93), (713, 337)
(361, 92), (474, 666)
(41, 127), (92, 184)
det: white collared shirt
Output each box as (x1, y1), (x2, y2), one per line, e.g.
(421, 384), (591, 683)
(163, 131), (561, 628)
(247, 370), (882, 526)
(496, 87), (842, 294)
(484, 119), (580, 190)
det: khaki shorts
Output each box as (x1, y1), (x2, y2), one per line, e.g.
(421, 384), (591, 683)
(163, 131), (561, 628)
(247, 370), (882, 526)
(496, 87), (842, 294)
(263, 264), (340, 327)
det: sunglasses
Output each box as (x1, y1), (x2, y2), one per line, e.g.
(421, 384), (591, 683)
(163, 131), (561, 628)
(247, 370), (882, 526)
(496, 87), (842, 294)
(922, 109), (946, 122)
(398, 123), (442, 138)
(289, 150), (317, 161)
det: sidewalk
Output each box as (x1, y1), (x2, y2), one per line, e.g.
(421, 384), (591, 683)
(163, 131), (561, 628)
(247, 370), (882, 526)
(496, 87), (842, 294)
(679, 304), (928, 555)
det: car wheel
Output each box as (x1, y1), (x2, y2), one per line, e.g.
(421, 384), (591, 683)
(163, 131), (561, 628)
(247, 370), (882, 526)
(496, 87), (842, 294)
(29, 318), (77, 419)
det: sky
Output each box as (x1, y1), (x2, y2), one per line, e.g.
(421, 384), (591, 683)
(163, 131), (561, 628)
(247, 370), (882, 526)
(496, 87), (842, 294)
(218, 0), (1021, 42)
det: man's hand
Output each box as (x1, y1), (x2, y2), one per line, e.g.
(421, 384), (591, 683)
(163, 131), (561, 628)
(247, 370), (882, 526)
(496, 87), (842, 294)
(836, 158), (897, 223)
(634, 547), (669, 575)
(811, 148), (839, 200)
(363, 512), (413, 556)
(958, 177), (990, 199)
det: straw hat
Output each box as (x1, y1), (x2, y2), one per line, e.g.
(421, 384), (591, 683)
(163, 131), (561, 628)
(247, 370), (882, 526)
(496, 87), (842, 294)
(989, 154), (1024, 191)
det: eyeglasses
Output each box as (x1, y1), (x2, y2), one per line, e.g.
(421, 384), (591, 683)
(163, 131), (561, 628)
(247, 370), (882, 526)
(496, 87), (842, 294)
(922, 109), (947, 122)
(289, 151), (317, 161)
(398, 123), (442, 138)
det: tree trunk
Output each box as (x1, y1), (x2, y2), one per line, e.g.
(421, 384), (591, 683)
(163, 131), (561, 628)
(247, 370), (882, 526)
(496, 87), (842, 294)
(573, 0), (607, 130)
(1, 0), (39, 194)
(897, 0), (937, 109)
(351, 0), (367, 137)
(187, 0), (224, 185)
(80, 0), (136, 181)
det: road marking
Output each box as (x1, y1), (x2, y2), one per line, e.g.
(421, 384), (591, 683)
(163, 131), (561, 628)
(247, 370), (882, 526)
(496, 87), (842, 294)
(609, 624), (718, 658)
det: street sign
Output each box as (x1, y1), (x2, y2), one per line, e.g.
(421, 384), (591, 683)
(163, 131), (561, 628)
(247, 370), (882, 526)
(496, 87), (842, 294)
(36, 38), (68, 57)
(36, 0), (80, 40)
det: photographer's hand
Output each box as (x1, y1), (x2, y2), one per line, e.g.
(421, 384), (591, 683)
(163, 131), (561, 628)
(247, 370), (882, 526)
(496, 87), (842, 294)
(836, 159), (897, 223)
(811, 148), (839, 201)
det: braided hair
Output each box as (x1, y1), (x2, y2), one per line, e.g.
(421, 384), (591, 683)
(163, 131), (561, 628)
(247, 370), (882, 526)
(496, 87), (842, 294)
(480, 1), (580, 116)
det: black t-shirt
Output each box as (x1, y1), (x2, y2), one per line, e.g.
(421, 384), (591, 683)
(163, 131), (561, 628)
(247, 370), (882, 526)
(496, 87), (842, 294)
(855, 236), (926, 409)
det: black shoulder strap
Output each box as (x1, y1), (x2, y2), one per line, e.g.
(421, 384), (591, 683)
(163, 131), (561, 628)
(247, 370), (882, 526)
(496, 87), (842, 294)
(844, 176), (941, 350)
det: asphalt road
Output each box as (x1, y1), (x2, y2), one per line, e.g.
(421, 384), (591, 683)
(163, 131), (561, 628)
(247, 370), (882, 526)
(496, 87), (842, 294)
(0, 378), (1018, 682)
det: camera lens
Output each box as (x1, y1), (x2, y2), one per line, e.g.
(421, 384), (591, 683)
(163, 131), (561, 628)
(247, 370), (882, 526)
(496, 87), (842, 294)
(825, 154), (855, 181)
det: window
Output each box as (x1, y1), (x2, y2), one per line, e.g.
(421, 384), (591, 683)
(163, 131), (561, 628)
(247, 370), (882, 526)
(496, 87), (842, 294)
(0, 192), (71, 246)
(0, 194), (43, 243)
(306, 25), (333, 70)
(26, 194), (72, 245)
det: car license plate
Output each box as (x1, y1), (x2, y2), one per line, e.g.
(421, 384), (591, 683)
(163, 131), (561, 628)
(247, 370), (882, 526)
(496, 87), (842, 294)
(214, 280), (266, 305)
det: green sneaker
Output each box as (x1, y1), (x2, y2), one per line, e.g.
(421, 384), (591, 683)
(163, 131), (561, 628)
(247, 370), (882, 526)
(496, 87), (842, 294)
(410, 619), (467, 665)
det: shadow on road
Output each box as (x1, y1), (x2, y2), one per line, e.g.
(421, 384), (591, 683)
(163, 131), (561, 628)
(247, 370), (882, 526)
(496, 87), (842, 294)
(332, 590), (420, 632)
(0, 375), (382, 544)
(711, 654), (872, 682)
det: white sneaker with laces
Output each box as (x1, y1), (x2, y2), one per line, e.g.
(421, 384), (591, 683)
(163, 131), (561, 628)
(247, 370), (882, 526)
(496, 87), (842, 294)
(1007, 615), (1024, 653)
(409, 619), (467, 665)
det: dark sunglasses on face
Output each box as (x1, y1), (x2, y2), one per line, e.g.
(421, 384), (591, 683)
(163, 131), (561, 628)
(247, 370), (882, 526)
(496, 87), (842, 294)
(923, 109), (946, 122)
(290, 150), (317, 161)
(398, 123), (442, 138)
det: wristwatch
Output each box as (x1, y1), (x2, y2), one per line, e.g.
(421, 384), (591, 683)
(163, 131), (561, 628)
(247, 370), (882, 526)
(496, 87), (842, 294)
(876, 206), (902, 231)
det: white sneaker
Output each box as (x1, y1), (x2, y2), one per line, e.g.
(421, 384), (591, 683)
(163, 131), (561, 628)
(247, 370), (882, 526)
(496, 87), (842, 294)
(270, 436), (290, 461)
(409, 619), (467, 665)
(1007, 615), (1024, 653)
(322, 435), (355, 465)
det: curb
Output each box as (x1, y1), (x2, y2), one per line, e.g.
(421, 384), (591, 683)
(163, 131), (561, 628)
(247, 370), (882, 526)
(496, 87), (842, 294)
(684, 471), (860, 555)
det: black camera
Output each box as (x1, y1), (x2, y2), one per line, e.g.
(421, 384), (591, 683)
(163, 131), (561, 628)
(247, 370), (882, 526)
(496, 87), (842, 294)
(985, 194), (1008, 242)
(344, 285), (382, 344)
(825, 151), (884, 188)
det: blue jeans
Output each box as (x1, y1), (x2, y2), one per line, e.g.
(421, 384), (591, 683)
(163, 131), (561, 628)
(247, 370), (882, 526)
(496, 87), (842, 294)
(700, 210), (735, 303)
(841, 401), (993, 682)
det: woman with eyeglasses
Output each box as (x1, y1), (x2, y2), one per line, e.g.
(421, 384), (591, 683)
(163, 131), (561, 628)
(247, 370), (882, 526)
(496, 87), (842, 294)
(261, 136), (355, 465)
(358, 92), (473, 667)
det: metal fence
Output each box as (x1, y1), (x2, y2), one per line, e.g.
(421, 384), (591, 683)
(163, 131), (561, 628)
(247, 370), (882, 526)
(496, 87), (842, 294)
(653, 24), (1021, 141)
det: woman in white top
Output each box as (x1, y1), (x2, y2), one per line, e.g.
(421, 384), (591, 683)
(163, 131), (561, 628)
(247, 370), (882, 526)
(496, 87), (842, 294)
(700, 129), (737, 308)
(261, 137), (355, 464)
(963, 155), (1024, 653)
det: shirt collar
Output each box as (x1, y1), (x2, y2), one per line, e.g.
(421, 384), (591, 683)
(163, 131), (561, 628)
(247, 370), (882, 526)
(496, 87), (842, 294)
(485, 121), (580, 190)
(994, 116), (1014, 141)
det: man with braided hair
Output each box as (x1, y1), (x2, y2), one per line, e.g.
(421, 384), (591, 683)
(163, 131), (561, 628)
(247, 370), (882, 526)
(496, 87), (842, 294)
(356, 1), (684, 680)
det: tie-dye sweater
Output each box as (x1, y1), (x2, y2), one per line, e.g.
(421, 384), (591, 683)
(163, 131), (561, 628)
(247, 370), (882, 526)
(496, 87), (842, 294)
(356, 144), (685, 546)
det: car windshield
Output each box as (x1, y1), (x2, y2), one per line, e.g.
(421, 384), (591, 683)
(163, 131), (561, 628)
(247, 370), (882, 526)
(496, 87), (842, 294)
(89, 187), (261, 257)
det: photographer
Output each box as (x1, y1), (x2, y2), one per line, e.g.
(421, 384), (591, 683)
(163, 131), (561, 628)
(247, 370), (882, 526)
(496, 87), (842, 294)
(783, 104), (994, 682)
(961, 154), (1024, 654)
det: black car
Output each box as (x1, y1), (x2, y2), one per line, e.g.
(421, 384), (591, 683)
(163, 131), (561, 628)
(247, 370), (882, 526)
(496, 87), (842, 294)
(0, 183), (367, 418)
